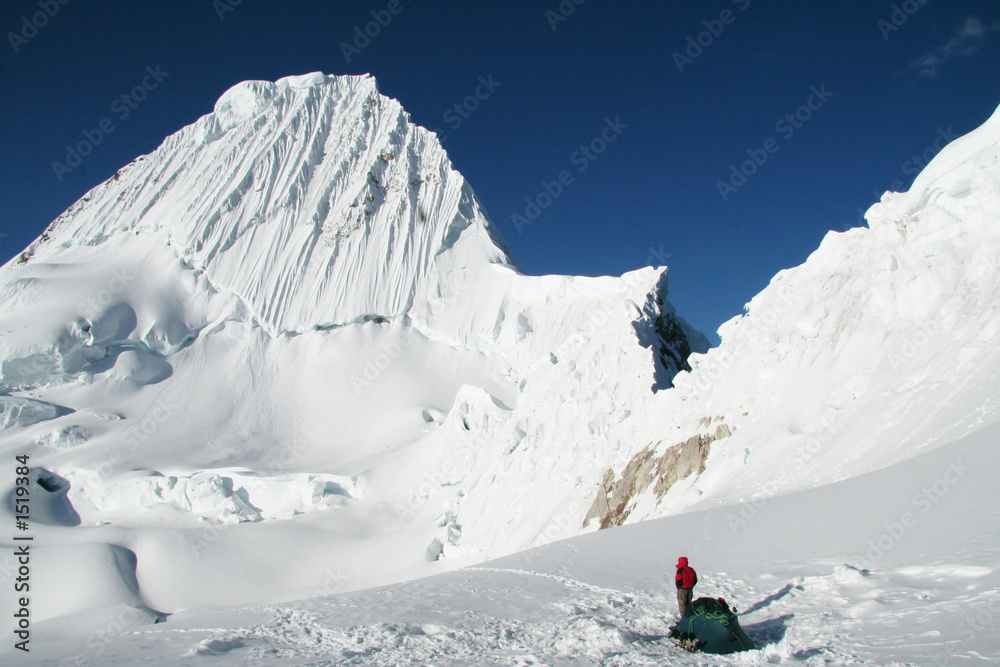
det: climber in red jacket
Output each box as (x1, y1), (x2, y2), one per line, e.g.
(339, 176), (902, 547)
(675, 556), (698, 617)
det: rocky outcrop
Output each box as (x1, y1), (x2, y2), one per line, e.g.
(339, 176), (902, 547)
(632, 271), (711, 391)
(584, 420), (732, 530)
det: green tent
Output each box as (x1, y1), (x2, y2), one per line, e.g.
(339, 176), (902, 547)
(673, 597), (756, 654)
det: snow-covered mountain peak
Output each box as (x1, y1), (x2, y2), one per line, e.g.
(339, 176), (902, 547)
(0, 72), (709, 621)
(212, 72), (367, 130)
(29, 72), (514, 334)
(584, 102), (1000, 531)
(2, 72), (998, 664)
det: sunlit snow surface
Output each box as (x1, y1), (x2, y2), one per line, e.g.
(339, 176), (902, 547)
(21, 421), (1000, 665)
(1, 74), (999, 665)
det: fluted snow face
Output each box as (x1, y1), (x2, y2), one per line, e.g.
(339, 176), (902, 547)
(38, 73), (513, 333)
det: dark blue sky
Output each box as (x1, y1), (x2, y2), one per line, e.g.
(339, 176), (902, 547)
(2, 1), (999, 341)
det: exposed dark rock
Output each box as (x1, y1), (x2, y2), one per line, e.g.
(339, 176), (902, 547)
(632, 271), (710, 392)
(584, 422), (733, 530)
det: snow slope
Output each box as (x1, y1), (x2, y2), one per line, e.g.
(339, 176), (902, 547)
(589, 103), (1000, 530)
(21, 416), (999, 666)
(0, 73), (705, 630)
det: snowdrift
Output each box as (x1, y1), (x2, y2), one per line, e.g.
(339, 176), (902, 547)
(21, 416), (1000, 665)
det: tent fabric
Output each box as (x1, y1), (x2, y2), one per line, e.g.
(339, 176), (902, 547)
(676, 597), (756, 654)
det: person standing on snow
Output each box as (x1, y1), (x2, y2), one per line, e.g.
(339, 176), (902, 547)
(675, 556), (698, 617)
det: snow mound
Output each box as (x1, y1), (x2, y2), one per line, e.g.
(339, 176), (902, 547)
(213, 80), (278, 130)
(0, 396), (68, 429)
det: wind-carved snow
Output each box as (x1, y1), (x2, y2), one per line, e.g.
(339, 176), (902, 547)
(0, 396), (69, 429)
(24, 421), (1000, 665)
(36, 73), (513, 335)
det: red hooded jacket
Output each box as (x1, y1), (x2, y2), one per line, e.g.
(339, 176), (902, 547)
(675, 557), (697, 589)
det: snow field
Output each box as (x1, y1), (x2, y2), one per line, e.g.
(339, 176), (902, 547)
(18, 419), (997, 665)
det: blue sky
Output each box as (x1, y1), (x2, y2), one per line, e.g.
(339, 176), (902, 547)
(1, 1), (999, 342)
